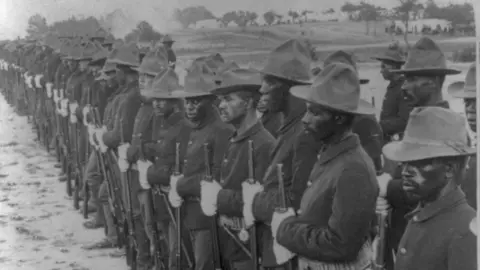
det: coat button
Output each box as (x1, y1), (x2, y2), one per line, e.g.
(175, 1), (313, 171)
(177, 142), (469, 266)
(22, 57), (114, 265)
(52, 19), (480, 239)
(399, 248), (407, 254)
(220, 180), (224, 184)
(412, 216), (418, 222)
(188, 141), (192, 145)
(223, 159), (228, 163)
(307, 181), (312, 187)
(157, 140), (161, 143)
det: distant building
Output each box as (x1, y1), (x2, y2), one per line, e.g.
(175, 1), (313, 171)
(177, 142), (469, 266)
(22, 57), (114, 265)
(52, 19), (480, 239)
(388, 18), (452, 33)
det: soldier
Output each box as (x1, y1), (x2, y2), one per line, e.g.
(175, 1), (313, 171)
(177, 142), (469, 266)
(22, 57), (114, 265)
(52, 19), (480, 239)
(241, 39), (323, 269)
(95, 43), (151, 269)
(167, 64), (233, 270)
(372, 42), (409, 143)
(272, 62), (378, 269)
(82, 60), (123, 250)
(256, 92), (283, 138)
(447, 62), (477, 209)
(137, 68), (187, 270)
(376, 36), (462, 270)
(161, 35), (176, 69)
(123, 46), (170, 269)
(199, 67), (276, 270)
(382, 106), (477, 270)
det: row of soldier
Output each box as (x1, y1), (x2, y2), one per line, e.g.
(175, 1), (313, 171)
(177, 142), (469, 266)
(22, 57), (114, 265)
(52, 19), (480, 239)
(0, 32), (477, 270)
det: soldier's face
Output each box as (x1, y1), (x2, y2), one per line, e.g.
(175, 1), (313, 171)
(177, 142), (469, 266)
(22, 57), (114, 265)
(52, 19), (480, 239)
(257, 94), (270, 113)
(259, 76), (288, 113)
(183, 96), (212, 122)
(139, 73), (155, 90)
(401, 75), (438, 107)
(400, 158), (451, 203)
(464, 98), (476, 132)
(218, 92), (249, 125)
(153, 99), (175, 116)
(380, 61), (398, 81)
(302, 102), (338, 141)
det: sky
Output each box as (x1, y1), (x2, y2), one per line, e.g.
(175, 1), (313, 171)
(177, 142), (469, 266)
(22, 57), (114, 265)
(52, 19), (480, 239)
(0, 0), (472, 39)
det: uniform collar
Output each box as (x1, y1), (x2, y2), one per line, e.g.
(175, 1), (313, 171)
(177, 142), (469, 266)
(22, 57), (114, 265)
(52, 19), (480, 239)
(277, 95), (306, 135)
(230, 121), (263, 143)
(406, 188), (467, 223)
(318, 133), (360, 165)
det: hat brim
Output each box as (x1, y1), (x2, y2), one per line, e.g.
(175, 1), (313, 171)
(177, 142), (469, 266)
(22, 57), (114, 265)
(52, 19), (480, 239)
(383, 140), (476, 162)
(168, 89), (214, 99)
(108, 59), (139, 68)
(290, 85), (376, 115)
(371, 56), (405, 64)
(447, 81), (476, 99)
(132, 67), (160, 76)
(210, 84), (261, 95)
(250, 67), (312, 85)
(140, 89), (182, 99)
(95, 73), (111, 81)
(391, 68), (461, 75)
(303, 77), (369, 85)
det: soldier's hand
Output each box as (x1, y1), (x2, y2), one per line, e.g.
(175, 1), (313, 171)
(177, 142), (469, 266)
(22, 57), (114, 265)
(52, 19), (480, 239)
(242, 180), (264, 228)
(377, 172), (392, 198)
(376, 197), (390, 212)
(200, 180), (222, 216)
(469, 217), (477, 236)
(169, 174), (184, 208)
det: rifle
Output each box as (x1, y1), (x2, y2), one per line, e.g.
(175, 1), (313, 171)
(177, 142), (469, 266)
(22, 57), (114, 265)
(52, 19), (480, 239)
(83, 80), (93, 219)
(276, 164), (294, 270)
(120, 119), (138, 270)
(373, 210), (390, 270)
(246, 140), (259, 269)
(204, 143), (224, 270)
(92, 107), (126, 249)
(71, 102), (82, 210)
(140, 116), (165, 270)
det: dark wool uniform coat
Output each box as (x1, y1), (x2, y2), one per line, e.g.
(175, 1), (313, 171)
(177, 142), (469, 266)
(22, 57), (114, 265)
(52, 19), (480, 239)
(215, 121), (276, 262)
(380, 78), (411, 142)
(175, 107), (233, 230)
(394, 188), (476, 270)
(276, 133), (379, 263)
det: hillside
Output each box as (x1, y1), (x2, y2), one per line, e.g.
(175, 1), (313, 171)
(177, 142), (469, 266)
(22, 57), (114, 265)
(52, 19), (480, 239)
(171, 21), (395, 53)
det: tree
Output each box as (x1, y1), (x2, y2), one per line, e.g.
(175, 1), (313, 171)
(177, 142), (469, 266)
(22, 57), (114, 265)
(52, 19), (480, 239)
(301, 10), (314, 22)
(288, 10), (300, 24)
(173, 6), (216, 29)
(26, 14), (49, 39)
(358, 2), (383, 36)
(263, 10), (277, 26)
(220, 11), (237, 27)
(394, 0), (419, 48)
(125, 21), (163, 43)
(341, 2), (360, 20)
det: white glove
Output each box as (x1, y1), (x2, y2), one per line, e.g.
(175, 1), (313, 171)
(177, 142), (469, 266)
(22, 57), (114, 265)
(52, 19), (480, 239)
(26, 76), (33, 88)
(137, 160), (153, 190)
(60, 99), (69, 117)
(59, 89), (65, 99)
(271, 208), (296, 265)
(69, 102), (79, 124)
(200, 180), (222, 216)
(34, 74), (43, 88)
(470, 217), (477, 236)
(168, 174), (184, 208)
(377, 172), (392, 198)
(376, 197), (391, 212)
(53, 89), (59, 103)
(46, 83), (53, 98)
(242, 181), (264, 228)
(82, 105), (91, 126)
(117, 143), (131, 172)
(95, 126), (108, 153)
(87, 124), (98, 149)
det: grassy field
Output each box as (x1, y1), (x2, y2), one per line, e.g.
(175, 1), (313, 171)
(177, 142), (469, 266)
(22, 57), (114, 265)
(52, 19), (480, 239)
(171, 20), (473, 59)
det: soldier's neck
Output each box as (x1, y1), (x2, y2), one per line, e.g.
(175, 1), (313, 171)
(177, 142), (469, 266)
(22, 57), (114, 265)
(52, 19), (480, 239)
(424, 92), (444, 107)
(233, 110), (257, 135)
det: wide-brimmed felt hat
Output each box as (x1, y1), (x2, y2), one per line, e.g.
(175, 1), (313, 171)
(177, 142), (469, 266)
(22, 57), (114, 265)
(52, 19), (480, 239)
(210, 68), (262, 95)
(162, 35), (174, 43)
(187, 53), (225, 74)
(383, 106), (475, 162)
(89, 42), (109, 66)
(95, 71), (112, 81)
(141, 68), (182, 99)
(73, 41), (100, 61)
(252, 39), (312, 85)
(322, 50), (369, 84)
(391, 37), (460, 75)
(447, 62), (476, 99)
(106, 42), (140, 67)
(170, 63), (217, 98)
(290, 62), (375, 115)
(372, 42), (405, 64)
(132, 45), (169, 76)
